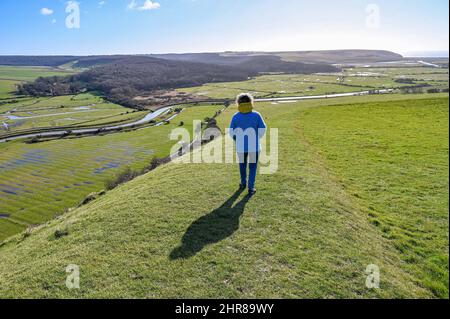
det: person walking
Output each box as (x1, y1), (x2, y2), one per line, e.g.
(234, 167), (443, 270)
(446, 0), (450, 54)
(229, 93), (267, 196)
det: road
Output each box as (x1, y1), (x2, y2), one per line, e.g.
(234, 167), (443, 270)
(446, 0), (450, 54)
(0, 89), (394, 143)
(255, 89), (393, 102)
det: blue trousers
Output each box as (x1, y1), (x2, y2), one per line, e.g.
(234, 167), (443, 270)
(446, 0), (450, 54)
(238, 152), (259, 189)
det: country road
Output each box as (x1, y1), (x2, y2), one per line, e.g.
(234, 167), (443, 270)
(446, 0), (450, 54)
(0, 89), (394, 143)
(255, 89), (393, 102)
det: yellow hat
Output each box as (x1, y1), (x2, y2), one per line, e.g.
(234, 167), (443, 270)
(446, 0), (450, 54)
(238, 102), (253, 114)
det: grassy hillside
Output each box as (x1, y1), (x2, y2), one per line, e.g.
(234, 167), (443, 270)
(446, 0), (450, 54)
(0, 66), (77, 99)
(0, 94), (447, 298)
(299, 98), (449, 297)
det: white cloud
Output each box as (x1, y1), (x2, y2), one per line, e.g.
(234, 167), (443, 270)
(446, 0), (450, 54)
(52, 18), (57, 24)
(99, 1), (106, 7)
(41, 8), (54, 15)
(139, 0), (160, 10)
(127, 0), (160, 11)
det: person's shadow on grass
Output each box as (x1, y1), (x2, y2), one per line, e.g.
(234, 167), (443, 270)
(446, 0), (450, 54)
(169, 189), (250, 260)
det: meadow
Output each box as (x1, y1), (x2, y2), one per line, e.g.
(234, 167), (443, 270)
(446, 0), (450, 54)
(0, 66), (76, 99)
(0, 93), (447, 298)
(299, 96), (449, 297)
(178, 66), (449, 99)
(0, 93), (143, 134)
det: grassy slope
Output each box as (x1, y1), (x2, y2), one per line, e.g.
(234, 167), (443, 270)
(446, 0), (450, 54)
(299, 97), (449, 298)
(0, 94), (447, 298)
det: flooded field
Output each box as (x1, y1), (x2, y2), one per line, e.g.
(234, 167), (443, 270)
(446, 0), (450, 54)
(0, 105), (222, 240)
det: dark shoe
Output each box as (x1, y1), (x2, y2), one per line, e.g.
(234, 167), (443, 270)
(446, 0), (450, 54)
(248, 188), (257, 196)
(239, 184), (246, 190)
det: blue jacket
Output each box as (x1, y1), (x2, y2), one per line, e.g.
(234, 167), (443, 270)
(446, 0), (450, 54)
(229, 111), (267, 153)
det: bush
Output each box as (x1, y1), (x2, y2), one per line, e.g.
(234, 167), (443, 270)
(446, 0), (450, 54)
(395, 78), (416, 84)
(104, 157), (172, 191)
(27, 136), (40, 144)
(142, 156), (171, 174)
(54, 228), (69, 239)
(21, 227), (34, 240)
(78, 192), (99, 207)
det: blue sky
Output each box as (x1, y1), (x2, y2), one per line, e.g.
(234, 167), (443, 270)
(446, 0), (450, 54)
(0, 0), (448, 56)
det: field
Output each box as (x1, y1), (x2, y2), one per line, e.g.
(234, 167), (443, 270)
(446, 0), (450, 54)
(0, 93), (144, 134)
(0, 66), (140, 135)
(178, 66), (449, 99)
(0, 59), (448, 298)
(0, 104), (223, 240)
(0, 66), (76, 99)
(299, 97), (449, 297)
(0, 93), (447, 298)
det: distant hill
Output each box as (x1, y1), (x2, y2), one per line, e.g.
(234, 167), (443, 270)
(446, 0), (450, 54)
(0, 56), (80, 67)
(222, 50), (404, 64)
(0, 55), (137, 68)
(0, 50), (402, 68)
(153, 50), (404, 65)
(151, 53), (338, 73)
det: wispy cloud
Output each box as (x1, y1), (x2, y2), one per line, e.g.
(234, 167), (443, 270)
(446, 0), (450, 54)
(139, 0), (160, 10)
(99, 1), (106, 7)
(127, 0), (137, 10)
(127, 0), (160, 11)
(40, 8), (54, 16)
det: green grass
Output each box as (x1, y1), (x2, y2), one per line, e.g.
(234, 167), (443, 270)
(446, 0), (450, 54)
(0, 66), (78, 100)
(0, 105), (222, 241)
(0, 66), (76, 82)
(0, 94), (447, 298)
(0, 80), (21, 99)
(299, 97), (449, 298)
(0, 94), (138, 133)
